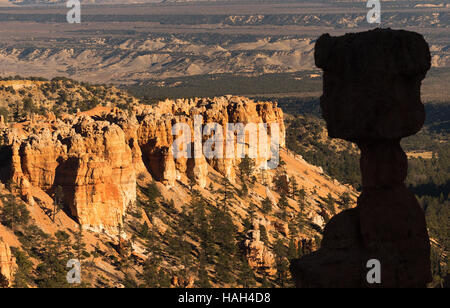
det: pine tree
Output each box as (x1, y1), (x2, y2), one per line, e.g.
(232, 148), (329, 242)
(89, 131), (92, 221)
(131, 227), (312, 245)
(240, 182), (249, 197)
(273, 170), (289, 194)
(275, 257), (290, 288)
(215, 250), (234, 285)
(140, 221), (150, 238)
(278, 192), (289, 209)
(248, 203), (257, 220)
(297, 244), (304, 259)
(237, 257), (256, 288)
(339, 192), (352, 210)
(288, 221), (297, 239)
(242, 216), (252, 235)
(158, 268), (172, 288)
(287, 239), (297, 260)
(0, 194), (30, 230)
(289, 177), (299, 199)
(238, 155), (255, 182)
(9, 101), (24, 122)
(273, 239), (290, 287)
(36, 235), (72, 288)
(89, 244), (101, 268)
(210, 207), (237, 255)
(54, 230), (72, 260)
(273, 239), (287, 259)
(324, 193), (336, 214)
(122, 274), (139, 288)
(210, 204), (237, 285)
(139, 181), (161, 212)
(298, 187), (307, 202)
(52, 185), (64, 222)
(188, 176), (197, 192)
(259, 225), (269, 245)
(320, 205), (331, 224)
(278, 192), (289, 220)
(261, 197), (272, 214)
(0, 273), (9, 288)
(169, 226), (193, 278)
(11, 248), (33, 288)
(191, 193), (213, 256)
(142, 257), (160, 287)
(218, 176), (234, 209)
(297, 196), (306, 215)
(73, 224), (87, 261)
(261, 276), (272, 288)
(314, 235), (322, 249)
(22, 97), (35, 115)
(260, 168), (268, 186)
(195, 253), (211, 288)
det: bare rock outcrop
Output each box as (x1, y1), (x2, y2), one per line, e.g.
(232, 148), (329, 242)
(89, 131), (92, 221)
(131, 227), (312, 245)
(5, 119), (136, 232)
(0, 97), (285, 232)
(244, 218), (275, 273)
(135, 96), (285, 185)
(291, 29), (432, 288)
(0, 240), (16, 286)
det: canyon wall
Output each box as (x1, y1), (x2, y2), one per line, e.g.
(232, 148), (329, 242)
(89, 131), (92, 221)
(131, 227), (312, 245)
(0, 96), (285, 232)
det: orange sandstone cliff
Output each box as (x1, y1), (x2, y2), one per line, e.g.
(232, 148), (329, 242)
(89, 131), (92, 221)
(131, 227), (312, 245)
(0, 96), (285, 233)
(0, 239), (16, 286)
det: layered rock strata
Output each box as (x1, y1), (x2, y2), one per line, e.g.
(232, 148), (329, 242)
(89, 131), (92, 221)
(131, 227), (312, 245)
(0, 97), (285, 232)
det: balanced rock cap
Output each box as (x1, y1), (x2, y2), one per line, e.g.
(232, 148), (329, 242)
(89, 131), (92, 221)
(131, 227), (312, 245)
(315, 28), (431, 141)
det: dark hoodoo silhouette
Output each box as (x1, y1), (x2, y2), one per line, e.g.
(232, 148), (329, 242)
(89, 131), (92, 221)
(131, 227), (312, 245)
(290, 28), (432, 288)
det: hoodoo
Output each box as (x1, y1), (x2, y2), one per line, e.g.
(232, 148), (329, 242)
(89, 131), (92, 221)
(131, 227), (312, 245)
(0, 97), (285, 233)
(291, 29), (432, 288)
(0, 240), (16, 286)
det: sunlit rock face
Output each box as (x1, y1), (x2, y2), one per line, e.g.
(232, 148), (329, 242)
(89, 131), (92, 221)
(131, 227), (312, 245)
(0, 240), (16, 286)
(0, 97), (285, 232)
(5, 117), (137, 233)
(136, 96), (285, 186)
(291, 29), (432, 288)
(244, 217), (275, 274)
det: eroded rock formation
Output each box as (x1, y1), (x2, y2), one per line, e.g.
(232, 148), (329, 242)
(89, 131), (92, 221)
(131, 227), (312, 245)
(0, 97), (285, 232)
(291, 29), (432, 288)
(244, 217), (275, 273)
(0, 240), (16, 286)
